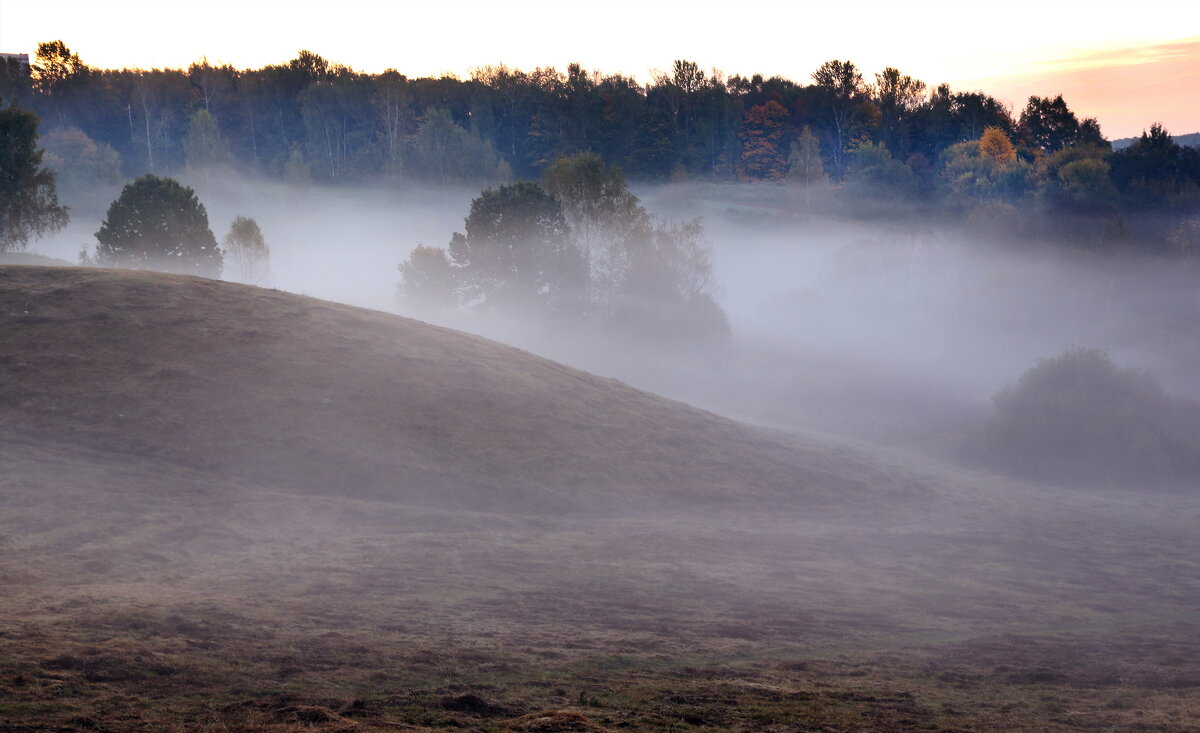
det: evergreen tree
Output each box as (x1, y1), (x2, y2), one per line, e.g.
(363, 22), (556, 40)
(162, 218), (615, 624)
(0, 105), (68, 251)
(95, 175), (221, 277)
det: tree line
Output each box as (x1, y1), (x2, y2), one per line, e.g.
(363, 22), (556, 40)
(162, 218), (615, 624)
(4, 42), (1198, 219)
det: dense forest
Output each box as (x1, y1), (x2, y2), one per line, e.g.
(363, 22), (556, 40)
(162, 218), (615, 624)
(3, 42), (1199, 233)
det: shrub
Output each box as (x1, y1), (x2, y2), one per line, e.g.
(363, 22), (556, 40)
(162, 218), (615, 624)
(976, 348), (1200, 487)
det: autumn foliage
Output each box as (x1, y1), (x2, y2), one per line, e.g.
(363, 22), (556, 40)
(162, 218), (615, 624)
(978, 126), (1017, 164)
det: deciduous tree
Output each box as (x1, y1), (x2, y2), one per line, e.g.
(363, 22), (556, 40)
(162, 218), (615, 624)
(222, 215), (269, 285)
(1018, 95), (1080, 154)
(738, 100), (790, 180)
(787, 126), (828, 188)
(978, 126), (1016, 164)
(41, 126), (123, 193)
(446, 181), (584, 313)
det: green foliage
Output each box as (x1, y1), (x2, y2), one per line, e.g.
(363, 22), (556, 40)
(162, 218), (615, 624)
(283, 148), (311, 188)
(40, 126), (123, 193)
(410, 108), (509, 186)
(373, 69), (415, 175)
(444, 181), (584, 313)
(543, 153), (642, 231)
(0, 105), (68, 251)
(543, 152), (645, 294)
(845, 141), (917, 201)
(939, 139), (1034, 208)
(1018, 95), (1082, 154)
(978, 349), (1200, 487)
(299, 71), (379, 181)
(222, 215), (269, 285)
(400, 161), (727, 342)
(1041, 149), (1118, 213)
(21, 46), (1198, 234)
(1110, 124), (1200, 208)
(184, 109), (232, 172)
(873, 67), (926, 158)
(787, 127), (828, 189)
(625, 109), (679, 181)
(611, 217), (729, 343)
(95, 174), (221, 277)
(0, 56), (32, 108)
(398, 244), (459, 312)
(811, 60), (870, 177)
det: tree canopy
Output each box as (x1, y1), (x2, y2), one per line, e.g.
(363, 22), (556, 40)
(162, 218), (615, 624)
(445, 181), (584, 313)
(222, 215), (270, 285)
(400, 156), (728, 342)
(0, 105), (68, 252)
(13, 41), (1200, 250)
(978, 349), (1200, 487)
(94, 175), (222, 277)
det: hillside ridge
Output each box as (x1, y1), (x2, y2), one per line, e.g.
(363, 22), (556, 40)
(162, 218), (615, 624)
(0, 266), (880, 512)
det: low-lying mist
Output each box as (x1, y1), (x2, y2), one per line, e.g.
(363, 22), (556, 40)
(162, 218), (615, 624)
(40, 174), (1200, 468)
(12, 174), (1200, 732)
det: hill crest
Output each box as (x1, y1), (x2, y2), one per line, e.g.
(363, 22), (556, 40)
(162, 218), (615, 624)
(0, 266), (882, 512)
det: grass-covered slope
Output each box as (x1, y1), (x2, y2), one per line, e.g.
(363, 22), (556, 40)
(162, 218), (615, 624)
(0, 266), (867, 511)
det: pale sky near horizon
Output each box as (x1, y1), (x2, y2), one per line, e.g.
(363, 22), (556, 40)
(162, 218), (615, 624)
(2, 0), (1197, 138)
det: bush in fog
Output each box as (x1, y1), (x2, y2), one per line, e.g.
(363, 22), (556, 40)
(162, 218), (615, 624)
(610, 217), (730, 343)
(40, 125), (123, 193)
(94, 174), (222, 277)
(398, 244), (459, 312)
(222, 215), (270, 286)
(977, 348), (1200, 487)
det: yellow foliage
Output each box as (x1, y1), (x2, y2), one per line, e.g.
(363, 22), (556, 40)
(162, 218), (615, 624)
(979, 126), (1017, 164)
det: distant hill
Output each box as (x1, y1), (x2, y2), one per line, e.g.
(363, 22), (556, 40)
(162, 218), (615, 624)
(1111, 131), (1200, 150)
(0, 266), (885, 513)
(0, 251), (73, 266)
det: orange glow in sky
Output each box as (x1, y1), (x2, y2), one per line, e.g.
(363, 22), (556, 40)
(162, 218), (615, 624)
(1, 1), (1197, 139)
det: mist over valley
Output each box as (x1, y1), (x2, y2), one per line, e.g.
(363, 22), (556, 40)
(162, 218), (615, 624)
(3, 39), (1200, 731)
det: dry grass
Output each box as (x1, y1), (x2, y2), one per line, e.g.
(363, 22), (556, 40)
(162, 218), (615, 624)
(2, 266), (1200, 730)
(0, 266), (890, 513)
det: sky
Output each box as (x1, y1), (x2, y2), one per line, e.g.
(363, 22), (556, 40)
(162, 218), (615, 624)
(2, 0), (1197, 138)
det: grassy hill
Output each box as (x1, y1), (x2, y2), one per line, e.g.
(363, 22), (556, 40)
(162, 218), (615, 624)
(0, 266), (875, 513)
(3, 265), (1200, 731)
